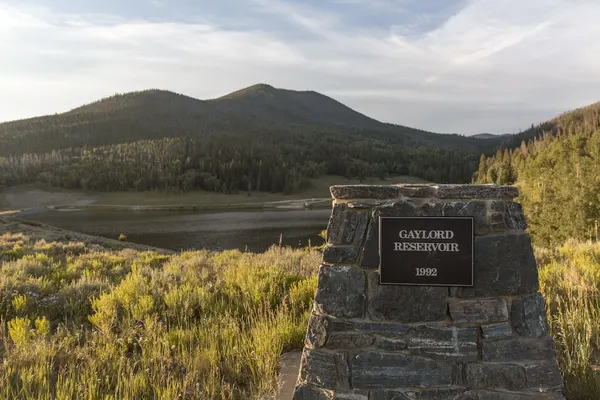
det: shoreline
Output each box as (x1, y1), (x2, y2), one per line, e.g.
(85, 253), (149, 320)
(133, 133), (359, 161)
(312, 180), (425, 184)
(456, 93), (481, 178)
(0, 215), (174, 254)
(4, 197), (332, 218)
(1, 175), (426, 216)
(48, 197), (332, 212)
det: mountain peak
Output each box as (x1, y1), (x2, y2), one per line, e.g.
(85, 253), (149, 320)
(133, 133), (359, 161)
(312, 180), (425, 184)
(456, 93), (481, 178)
(67, 89), (202, 114)
(217, 83), (279, 100)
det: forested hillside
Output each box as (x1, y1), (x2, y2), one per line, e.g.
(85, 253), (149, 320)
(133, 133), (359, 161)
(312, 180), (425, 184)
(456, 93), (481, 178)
(0, 84), (498, 193)
(473, 102), (600, 245)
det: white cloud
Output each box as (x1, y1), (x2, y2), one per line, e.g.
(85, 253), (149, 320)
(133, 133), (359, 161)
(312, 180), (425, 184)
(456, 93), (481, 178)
(0, 0), (599, 134)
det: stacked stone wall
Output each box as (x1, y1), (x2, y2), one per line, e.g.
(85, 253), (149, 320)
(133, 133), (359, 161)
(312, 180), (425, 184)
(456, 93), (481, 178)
(293, 184), (565, 400)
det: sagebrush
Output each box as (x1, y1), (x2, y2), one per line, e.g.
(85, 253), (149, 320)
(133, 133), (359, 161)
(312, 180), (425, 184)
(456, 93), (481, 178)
(0, 232), (319, 399)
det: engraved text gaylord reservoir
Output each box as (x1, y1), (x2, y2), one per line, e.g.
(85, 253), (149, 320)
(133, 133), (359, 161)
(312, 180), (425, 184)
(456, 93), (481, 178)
(393, 242), (459, 252)
(398, 229), (455, 240)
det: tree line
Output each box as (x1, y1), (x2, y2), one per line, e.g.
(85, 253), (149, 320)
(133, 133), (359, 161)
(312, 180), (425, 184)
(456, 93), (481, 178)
(473, 102), (600, 245)
(0, 131), (478, 195)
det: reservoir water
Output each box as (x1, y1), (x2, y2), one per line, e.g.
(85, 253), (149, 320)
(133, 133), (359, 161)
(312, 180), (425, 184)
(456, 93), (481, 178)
(24, 208), (331, 252)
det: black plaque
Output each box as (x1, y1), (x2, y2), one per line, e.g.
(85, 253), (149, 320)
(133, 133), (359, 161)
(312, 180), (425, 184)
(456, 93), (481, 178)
(379, 217), (473, 286)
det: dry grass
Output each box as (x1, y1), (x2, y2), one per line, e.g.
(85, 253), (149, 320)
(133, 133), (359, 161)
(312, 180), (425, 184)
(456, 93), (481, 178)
(537, 240), (600, 399)
(1, 224), (599, 399)
(0, 231), (320, 399)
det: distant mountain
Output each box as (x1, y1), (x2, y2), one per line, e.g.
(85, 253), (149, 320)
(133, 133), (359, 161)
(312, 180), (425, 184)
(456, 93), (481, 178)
(213, 83), (384, 129)
(0, 83), (529, 194)
(0, 84), (488, 156)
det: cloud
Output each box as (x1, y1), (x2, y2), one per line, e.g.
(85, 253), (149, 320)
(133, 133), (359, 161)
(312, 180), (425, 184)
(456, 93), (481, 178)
(0, 0), (599, 135)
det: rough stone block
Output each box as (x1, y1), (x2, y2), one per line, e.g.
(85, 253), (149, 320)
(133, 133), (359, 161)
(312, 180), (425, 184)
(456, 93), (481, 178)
(511, 292), (548, 337)
(459, 233), (539, 297)
(299, 349), (350, 390)
(323, 246), (359, 264)
(482, 336), (556, 362)
(408, 325), (479, 361)
(306, 314), (330, 349)
(326, 332), (374, 349)
(489, 201), (528, 232)
(489, 212), (507, 231)
(351, 351), (453, 389)
(369, 387), (470, 400)
(397, 185), (437, 198)
(334, 391), (369, 400)
(327, 204), (370, 246)
(441, 200), (489, 235)
(474, 391), (566, 400)
(418, 201), (444, 216)
(327, 318), (355, 331)
(347, 201), (385, 209)
(466, 363), (527, 390)
(366, 271), (447, 322)
(481, 322), (513, 340)
(453, 363), (465, 386)
(293, 385), (333, 400)
(489, 201), (505, 213)
(314, 266), (365, 318)
(435, 185), (519, 200)
(336, 352), (351, 388)
(360, 220), (380, 268)
(524, 359), (564, 391)
(360, 202), (419, 267)
(462, 360), (563, 393)
(505, 201), (527, 230)
(449, 298), (509, 324)
(375, 335), (408, 351)
(330, 185), (399, 200)
(330, 319), (411, 335)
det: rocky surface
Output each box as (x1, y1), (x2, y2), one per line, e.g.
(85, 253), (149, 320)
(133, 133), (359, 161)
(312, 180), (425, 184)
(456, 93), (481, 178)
(294, 184), (564, 400)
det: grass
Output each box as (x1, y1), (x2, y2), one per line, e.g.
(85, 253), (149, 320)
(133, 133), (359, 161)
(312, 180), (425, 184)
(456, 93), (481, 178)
(1, 226), (599, 399)
(537, 240), (600, 399)
(0, 231), (320, 399)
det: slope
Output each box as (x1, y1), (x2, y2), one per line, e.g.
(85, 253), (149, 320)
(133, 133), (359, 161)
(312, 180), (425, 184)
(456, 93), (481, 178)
(473, 101), (600, 185)
(472, 101), (600, 245)
(0, 84), (500, 193)
(0, 84), (490, 156)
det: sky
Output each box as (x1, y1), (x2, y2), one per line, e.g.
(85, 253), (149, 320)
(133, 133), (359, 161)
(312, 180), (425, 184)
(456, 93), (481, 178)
(1, 0), (599, 135)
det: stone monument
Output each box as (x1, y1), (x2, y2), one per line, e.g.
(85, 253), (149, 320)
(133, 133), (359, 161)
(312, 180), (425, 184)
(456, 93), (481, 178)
(292, 184), (565, 400)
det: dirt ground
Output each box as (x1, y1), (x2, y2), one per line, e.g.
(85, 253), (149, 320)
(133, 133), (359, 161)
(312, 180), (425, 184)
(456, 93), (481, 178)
(0, 185), (97, 211)
(0, 185), (330, 213)
(276, 351), (302, 399)
(0, 175), (425, 212)
(0, 216), (173, 254)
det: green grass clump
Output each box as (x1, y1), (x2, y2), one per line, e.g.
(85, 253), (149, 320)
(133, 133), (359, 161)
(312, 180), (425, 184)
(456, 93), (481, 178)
(0, 231), (320, 399)
(538, 240), (600, 399)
